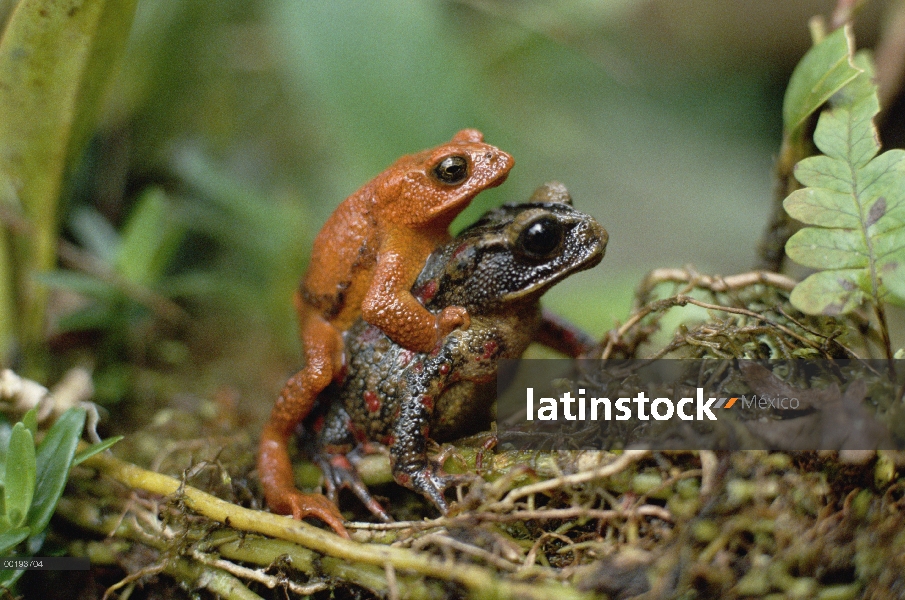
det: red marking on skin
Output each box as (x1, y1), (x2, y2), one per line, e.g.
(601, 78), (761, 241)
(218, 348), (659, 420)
(381, 435), (395, 446)
(396, 472), (411, 485)
(364, 390), (381, 413)
(348, 421), (368, 444)
(398, 350), (414, 367)
(482, 341), (498, 359)
(414, 279), (439, 302)
(312, 415), (326, 433)
(330, 454), (353, 469)
(359, 326), (382, 343)
(421, 395), (434, 411)
(439, 363), (450, 375)
(451, 243), (469, 259)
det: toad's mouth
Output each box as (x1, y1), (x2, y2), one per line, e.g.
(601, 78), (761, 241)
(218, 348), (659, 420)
(504, 246), (605, 302)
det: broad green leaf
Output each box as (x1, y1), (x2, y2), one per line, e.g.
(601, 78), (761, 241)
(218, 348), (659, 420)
(782, 26), (860, 139)
(0, 0), (138, 354)
(784, 61), (905, 313)
(73, 435), (123, 465)
(0, 527), (29, 555)
(4, 424), (36, 528)
(26, 408), (85, 536)
(832, 50), (876, 109)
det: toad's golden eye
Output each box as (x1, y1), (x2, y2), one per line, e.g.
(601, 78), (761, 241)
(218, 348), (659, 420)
(517, 216), (564, 259)
(432, 156), (469, 184)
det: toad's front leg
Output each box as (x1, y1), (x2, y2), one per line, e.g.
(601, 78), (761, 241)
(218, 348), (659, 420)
(389, 344), (472, 513)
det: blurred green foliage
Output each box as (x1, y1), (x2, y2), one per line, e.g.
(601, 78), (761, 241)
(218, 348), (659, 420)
(2, 0), (901, 382)
(95, 0), (806, 344)
(0, 0), (138, 368)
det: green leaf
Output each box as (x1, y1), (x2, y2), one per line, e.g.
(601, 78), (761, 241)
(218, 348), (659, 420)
(73, 435), (123, 465)
(0, 566), (25, 590)
(69, 207), (121, 264)
(789, 270), (866, 316)
(0, 527), (30, 555)
(0, 420), (12, 486)
(0, 0), (138, 356)
(33, 270), (121, 302)
(55, 303), (119, 334)
(787, 226), (870, 270)
(782, 26), (861, 140)
(884, 251), (905, 305)
(22, 410), (38, 440)
(116, 187), (185, 288)
(26, 408), (85, 536)
(4, 424), (36, 528)
(784, 48), (905, 314)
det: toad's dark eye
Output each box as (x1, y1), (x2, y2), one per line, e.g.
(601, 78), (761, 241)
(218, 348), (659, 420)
(517, 216), (564, 259)
(432, 156), (469, 184)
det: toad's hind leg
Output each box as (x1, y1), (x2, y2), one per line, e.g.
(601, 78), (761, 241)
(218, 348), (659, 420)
(316, 448), (393, 523)
(310, 403), (392, 523)
(258, 312), (349, 537)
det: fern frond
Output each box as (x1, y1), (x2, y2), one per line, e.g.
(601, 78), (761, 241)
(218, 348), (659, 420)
(784, 58), (905, 316)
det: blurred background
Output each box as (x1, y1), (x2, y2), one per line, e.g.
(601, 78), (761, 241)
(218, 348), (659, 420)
(11, 0), (902, 408)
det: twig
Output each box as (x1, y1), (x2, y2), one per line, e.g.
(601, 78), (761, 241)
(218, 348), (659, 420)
(412, 534), (521, 572)
(490, 451), (649, 510)
(831, 0), (870, 28)
(676, 296), (826, 354)
(875, 0), (905, 119)
(190, 549), (326, 596)
(102, 561), (167, 600)
(468, 505), (672, 523)
(384, 562), (400, 600)
(639, 268), (797, 296)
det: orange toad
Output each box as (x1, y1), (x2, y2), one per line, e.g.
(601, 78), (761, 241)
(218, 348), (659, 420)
(258, 129), (513, 536)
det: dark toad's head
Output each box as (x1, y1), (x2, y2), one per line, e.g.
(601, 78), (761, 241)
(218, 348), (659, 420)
(413, 182), (607, 313)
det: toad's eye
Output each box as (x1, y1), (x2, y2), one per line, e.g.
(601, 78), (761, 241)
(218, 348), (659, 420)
(432, 156), (469, 184)
(517, 217), (564, 259)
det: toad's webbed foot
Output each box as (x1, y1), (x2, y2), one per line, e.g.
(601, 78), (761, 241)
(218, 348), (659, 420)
(396, 462), (475, 514)
(316, 450), (392, 523)
(269, 488), (349, 538)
